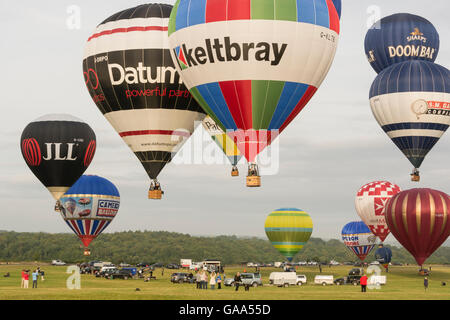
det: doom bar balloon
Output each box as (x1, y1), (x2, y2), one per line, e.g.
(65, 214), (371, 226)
(202, 116), (242, 176)
(21, 114), (96, 202)
(385, 188), (450, 266)
(168, 0), (340, 187)
(355, 181), (401, 242)
(83, 4), (206, 199)
(265, 208), (313, 262)
(59, 175), (120, 256)
(369, 60), (450, 181)
(341, 221), (377, 261)
(365, 13), (440, 74)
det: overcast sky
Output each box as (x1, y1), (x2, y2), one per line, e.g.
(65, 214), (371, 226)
(1, 0), (449, 245)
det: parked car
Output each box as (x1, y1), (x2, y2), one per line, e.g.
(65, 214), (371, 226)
(334, 268), (363, 285)
(240, 273), (262, 287)
(224, 276), (235, 286)
(137, 262), (153, 268)
(119, 262), (131, 267)
(171, 272), (194, 283)
(314, 275), (334, 286)
(151, 263), (165, 269)
(107, 269), (134, 280)
(166, 264), (181, 269)
(51, 260), (66, 266)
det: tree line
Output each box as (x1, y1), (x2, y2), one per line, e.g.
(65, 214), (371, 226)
(0, 230), (449, 265)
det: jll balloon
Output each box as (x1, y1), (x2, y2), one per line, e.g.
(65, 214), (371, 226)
(83, 4), (206, 199)
(355, 181), (401, 242)
(369, 60), (450, 181)
(385, 188), (450, 266)
(265, 208), (313, 262)
(365, 13), (440, 74)
(341, 221), (377, 261)
(59, 175), (120, 256)
(168, 0), (340, 187)
(20, 114), (96, 209)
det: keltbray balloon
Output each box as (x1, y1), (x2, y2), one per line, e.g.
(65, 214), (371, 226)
(341, 221), (377, 261)
(83, 3), (206, 200)
(374, 244), (392, 271)
(202, 116), (242, 176)
(369, 60), (450, 181)
(59, 175), (120, 256)
(355, 181), (401, 242)
(20, 114), (96, 205)
(168, 0), (340, 187)
(385, 188), (450, 267)
(365, 13), (440, 74)
(265, 208), (313, 262)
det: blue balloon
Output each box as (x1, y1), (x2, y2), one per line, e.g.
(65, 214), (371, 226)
(331, 0), (341, 19)
(341, 221), (377, 261)
(365, 13), (440, 74)
(375, 246), (392, 265)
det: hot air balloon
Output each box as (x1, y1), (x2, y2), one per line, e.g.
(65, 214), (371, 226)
(341, 221), (377, 261)
(365, 13), (440, 74)
(83, 3), (206, 200)
(265, 208), (313, 262)
(168, 0), (340, 187)
(59, 175), (120, 256)
(385, 188), (450, 267)
(369, 60), (450, 181)
(20, 114), (96, 210)
(331, 0), (341, 19)
(202, 116), (242, 176)
(355, 181), (401, 242)
(374, 244), (392, 271)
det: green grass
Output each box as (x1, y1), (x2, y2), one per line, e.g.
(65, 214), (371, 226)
(0, 264), (449, 300)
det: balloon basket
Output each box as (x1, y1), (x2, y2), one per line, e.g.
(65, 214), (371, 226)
(231, 169), (239, 177)
(83, 248), (91, 256)
(246, 175), (261, 187)
(411, 173), (420, 182)
(149, 190), (163, 200)
(54, 201), (62, 212)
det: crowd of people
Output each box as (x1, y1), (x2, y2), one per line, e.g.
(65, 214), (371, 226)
(195, 270), (223, 290)
(20, 267), (44, 289)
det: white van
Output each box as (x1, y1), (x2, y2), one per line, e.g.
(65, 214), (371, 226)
(269, 272), (305, 287)
(314, 275), (334, 286)
(368, 275), (386, 286)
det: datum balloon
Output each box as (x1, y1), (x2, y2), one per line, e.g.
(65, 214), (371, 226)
(369, 60), (450, 181)
(341, 221), (377, 261)
(265, 208), (313, 262)
(59, 175), (120, 255)
(168, 0), (340, 187)
(83, 3), (206, 199)
(21, 114), (96, 202)
(385, 188), (450, 266)
(202, 116), (242, 176)
(365, 13), (440, 74)
(355, 181), (401, 242)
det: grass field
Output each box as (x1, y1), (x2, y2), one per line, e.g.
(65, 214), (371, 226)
(0, 264), (449, 300)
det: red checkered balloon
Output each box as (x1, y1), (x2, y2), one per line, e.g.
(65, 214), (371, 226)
(355, 181), (401, 242)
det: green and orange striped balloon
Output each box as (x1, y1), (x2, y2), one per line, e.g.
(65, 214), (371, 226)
(265, 208), (313, 261)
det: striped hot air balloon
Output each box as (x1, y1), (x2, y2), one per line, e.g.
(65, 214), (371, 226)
(369, 60), (450, 181)
(59, 175), (120, 255)
(83, 4), (206, 199)
(355, 181), (402, 242)
(265, 208), (313, 262)
(341, 221), (377, 261)
(385, 188), (450, 266)
(168, 0), (340, 187)
(202, 116), (242, 176)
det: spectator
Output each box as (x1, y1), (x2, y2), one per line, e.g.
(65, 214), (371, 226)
(196, 271), (201, 289)
(40, 270), (45, 281)
(202, 270), (208, 289)
(360, 273), (368, 292)
(424, 277), (429, 291)
(234, 272), (242, 292)
(210, 272), (216, 290)
(32, 270), (39, 288)
(216, 273), (222, 290)
(21, 269), (25, 288)
(23, 270), (29, 289)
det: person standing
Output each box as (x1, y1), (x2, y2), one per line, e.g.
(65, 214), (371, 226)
(21, 270), (25, 288)
(234, 272), (242, 292)
(202, 271), (208, 289)
(216, 273), (222, 290)
(40, 270), (45, 281)
(32, 270), (39, 288)
(196, 271), (201, 289)
(424, 277), (429, 291)
(360, 274), (368, 292)
(23, 271), (29, 289)
(209, 272), (216, 290)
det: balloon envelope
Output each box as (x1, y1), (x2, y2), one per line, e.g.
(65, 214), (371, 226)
(59, 175), (120, 248)
(369, 60), (450, 171)
(385, 188), (450, 266)
(341, 221), (377, 261)
(168, 0), (340, 163)
(83, 4), (205, 186)
(355, 181), (401, 242)
(331, 0), (341, 19)
(375, 245), (392, 269)
(265, 208), (313, 262)
(365, 13), (440, 73)
(20, 114), (96, 200)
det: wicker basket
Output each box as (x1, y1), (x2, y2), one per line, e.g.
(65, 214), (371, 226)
(231, 169), (239, 177)
(246, 175), (261, 187)
(411, 174), (420, 182)
(148, 190), (163, 200)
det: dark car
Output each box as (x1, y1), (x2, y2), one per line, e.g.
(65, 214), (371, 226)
(166, 264), (180, 269)
(137, 262), (153, 268)
(335, 268), (362, 286)
(151, 263), (165, 268)
(171, 272), (194, 284)
(107, 269), (134, 280)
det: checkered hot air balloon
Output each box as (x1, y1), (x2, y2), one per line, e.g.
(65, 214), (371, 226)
(385, 188), (450, 267)
(355, 181), (402, 242)
(168, 0), (340, 187)
(59, 175), (120, 255)
(341, 221), (377, 261)
(265, 208), (313, 262)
